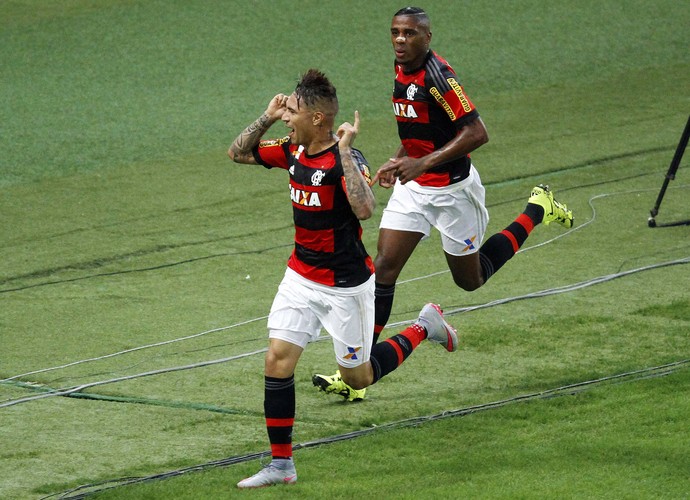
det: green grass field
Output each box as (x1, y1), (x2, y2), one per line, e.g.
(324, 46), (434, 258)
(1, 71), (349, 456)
(1, 1), (689, 498)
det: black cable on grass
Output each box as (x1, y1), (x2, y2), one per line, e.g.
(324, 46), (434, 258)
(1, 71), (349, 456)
(2, 188), (686, 408)
(3, 147), (678, 295)
(3, 255), (688, 408)
(5, 379), (262, 416)
(10, 168), (683, 497)
(43, 337), (264, 386)
(0, 350), (269, 409)
(485, 144), (672, 192)
(488, 169), (659, 209)
(43, 359), (690, 500)
(389, 255), (690, 326)
(3, 219), (295, 285)
(1, 318), (268, 386)
(0, 243), (293, 293)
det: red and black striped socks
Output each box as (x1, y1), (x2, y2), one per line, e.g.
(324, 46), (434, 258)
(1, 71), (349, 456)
(264, 375), (295, 460)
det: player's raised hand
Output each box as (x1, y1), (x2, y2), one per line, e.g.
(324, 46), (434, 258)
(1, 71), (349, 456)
(336, 110), (360, 148)
(265, 93), (288, 120)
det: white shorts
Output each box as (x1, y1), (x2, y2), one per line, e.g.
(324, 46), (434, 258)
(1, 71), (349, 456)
(379, 165), (489, 256)
(267, 268), (375, 368)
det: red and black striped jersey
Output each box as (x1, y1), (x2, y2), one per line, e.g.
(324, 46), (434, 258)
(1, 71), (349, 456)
(392, 50), (480, 187)
(252, 137), (375, 288)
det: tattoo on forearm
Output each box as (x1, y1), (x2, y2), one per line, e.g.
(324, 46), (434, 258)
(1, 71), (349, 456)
(341, 149), (376, 218)
(231, 113), (272, 156)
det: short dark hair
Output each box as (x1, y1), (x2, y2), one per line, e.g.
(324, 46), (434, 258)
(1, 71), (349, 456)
(295, 69), (338, 115)
(394, 6), (428, 20)
(393, 7), (430, 31)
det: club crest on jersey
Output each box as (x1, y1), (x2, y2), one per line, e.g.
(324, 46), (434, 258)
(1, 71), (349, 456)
(290, 185), (322, 207)
(393, 102), (418, 118)
(311, 169), (326, 186)
(406, 83), (418, 100)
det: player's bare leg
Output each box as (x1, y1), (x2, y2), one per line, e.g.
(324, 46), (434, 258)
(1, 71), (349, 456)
(445, 252), (484, 291)
(373, 228), (424, 285)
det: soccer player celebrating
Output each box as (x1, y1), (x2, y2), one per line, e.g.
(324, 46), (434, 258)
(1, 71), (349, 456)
(313, 7), (573, 400)
(228, 69), (458, 488)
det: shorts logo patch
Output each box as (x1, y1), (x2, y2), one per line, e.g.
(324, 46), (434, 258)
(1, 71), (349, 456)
(462, 236), (477, 252)
(344, 346), (362, 360)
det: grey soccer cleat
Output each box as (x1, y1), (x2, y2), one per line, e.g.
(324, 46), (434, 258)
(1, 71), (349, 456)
(417, 303), (458, 352)
(237, 461), (297, 489)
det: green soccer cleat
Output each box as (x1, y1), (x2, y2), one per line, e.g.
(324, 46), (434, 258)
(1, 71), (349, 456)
(528, 184), (574, 228)
(312, 370), (366, 402)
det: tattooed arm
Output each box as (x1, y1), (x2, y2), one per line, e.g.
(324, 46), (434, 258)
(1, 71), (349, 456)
(337, 111), (376, 220)
(228, 93), (287, 164)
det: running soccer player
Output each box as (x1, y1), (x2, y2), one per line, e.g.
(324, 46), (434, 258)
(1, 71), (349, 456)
(228, 69), (458, 488)
(313, 7), (573, 400)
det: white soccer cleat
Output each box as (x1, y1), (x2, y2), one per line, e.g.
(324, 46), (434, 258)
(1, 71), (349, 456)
(237, 462), (297, 489)
(417, 303), (458, 352)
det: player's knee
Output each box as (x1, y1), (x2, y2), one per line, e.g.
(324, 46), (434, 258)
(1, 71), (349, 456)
(373, 257), (400, 284)
(451, 274), (484, 291)
(264, 353), (285, 376)
(264, 346), (297, 378)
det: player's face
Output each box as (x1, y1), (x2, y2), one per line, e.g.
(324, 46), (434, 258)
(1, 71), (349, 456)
(391, 15), (431, 70)
(282, 93), (314, 146)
